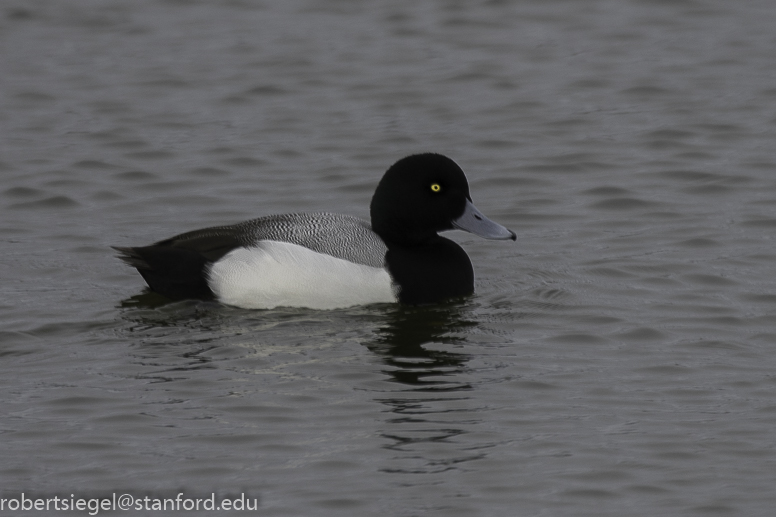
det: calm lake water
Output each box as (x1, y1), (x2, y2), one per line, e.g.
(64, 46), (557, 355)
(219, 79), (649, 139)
(2, 0), (776, 515)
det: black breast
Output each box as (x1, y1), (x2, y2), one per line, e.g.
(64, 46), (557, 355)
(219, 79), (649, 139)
(385, 236), (474, 305)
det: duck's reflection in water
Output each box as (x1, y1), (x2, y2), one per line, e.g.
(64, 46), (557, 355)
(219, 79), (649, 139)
(365, 302), (477, 388)
(365, 302), (486, 474)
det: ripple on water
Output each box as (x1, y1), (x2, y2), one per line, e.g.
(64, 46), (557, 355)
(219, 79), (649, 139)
(586, 267), (639, 279)
(3, 186), (46, 199)
(741, 217), (776, 228)
(739, 293), (776, 305)
(123, 150), (175, 161)
(581, 186), (632, 197)
(589, 197), (660, 211)
(73, 159), (121, 171)
(684, 183), (734, 195)
(113, 170), (159, 181)
(10, 195), (80, 210)
(188, 166), (231, 177)
(13, 91), (56, 103)
(101, 139), (149, 150)
(221, 156), (267, 168)
(615, 327), (667, 342)
(680, 273), (738, 287)
(653, 170), (754, 198)
(674, 237), (720, 248)
(546, 333), (610, 346)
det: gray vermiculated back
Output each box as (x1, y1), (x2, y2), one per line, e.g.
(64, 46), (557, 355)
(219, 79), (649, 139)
(195, 213), (388, 268)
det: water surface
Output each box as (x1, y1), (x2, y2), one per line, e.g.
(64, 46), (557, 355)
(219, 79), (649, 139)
(2, 1), (776, 515)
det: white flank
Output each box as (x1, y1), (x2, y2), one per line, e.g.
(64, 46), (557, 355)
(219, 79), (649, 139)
(207, 241), (397, 309)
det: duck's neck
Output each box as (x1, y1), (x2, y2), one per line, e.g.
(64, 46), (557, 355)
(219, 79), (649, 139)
(374, 227), (440, 248)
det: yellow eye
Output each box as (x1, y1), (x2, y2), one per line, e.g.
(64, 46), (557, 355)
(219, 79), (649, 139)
(430, 183), (441, 192)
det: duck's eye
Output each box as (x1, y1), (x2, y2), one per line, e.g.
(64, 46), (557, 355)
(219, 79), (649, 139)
(430, 183), (441, 193)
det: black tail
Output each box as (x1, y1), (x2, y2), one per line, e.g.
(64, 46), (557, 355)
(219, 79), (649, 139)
(113, 245), (215, 300)
(115, 225), (244, 301)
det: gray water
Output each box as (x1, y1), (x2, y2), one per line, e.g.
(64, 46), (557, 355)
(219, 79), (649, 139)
(2, 0), (776, 515)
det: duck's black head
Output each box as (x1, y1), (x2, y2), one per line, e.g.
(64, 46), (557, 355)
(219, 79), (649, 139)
(370, 153), (515, 246)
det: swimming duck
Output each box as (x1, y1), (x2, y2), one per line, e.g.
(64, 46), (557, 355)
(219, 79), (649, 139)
(115, 153), (515, 309)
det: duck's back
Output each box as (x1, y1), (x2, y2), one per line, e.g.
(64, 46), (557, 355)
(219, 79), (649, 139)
(229, 213), (387, 268)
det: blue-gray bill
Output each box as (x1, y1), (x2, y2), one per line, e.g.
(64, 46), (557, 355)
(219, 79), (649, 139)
(452, 199), (516, 241)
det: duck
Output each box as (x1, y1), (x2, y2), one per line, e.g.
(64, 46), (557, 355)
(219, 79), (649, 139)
(114, 153), (515, 309)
